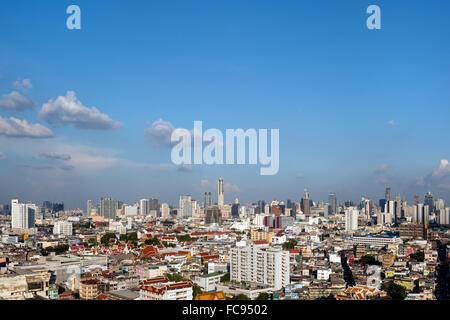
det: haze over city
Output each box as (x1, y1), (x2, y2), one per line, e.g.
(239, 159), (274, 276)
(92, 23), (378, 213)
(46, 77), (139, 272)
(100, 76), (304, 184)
(1, 0), (450, 209)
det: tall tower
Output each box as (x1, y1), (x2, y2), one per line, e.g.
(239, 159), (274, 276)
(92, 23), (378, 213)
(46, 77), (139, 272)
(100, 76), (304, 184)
(385, 187), (391, 203)
(86, 200), (92, 216)
(413, 195), (419, 206)
(218, 177), (224, 207)
(328, 193), (337, 215)
(301, 189), (311, 215)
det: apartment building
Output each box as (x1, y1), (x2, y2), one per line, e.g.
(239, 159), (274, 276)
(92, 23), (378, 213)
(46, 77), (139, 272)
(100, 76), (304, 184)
(230, 241), (289, 290)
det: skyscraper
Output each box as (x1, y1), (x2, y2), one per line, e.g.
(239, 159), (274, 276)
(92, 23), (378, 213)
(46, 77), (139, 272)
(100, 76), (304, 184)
(218, 177), (224, 207)
(86, 200), (92, 216)
(328, 193), (337, 215)
(179, 195), (192, 218)
(204, 192), (212, 211)
(139, 199), (149, 216)
(385, 187), (391, 203)
(301, 189), (311, 215)
(100, 197), (118, 220)
(413, 195), (419, 206)
(424, 192), (434, 213)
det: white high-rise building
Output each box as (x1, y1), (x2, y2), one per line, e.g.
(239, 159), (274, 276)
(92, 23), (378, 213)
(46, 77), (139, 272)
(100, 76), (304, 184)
(218, 177), (224, 208)
(11, 199), (36, 229)
(441, 208), (450, 225)
(179, 195), (192, 218)
(161, 203), (170, 218)
(139, 199), (149, 216)
(417, 203), (424, 224)
(345, 207), (358, 232)
(230, 242), (289, 290)
(53, 221), (73, 235)
(125, 205), (138, 217)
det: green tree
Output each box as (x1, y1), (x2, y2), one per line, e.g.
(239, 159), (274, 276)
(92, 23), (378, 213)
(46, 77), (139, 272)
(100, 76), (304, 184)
(359, 255), (381, 266)
(255, 292), (269, 300)
(220, 273), (230, 283)
(101, 233), (116, 245)
(192, 283), (203, 297)
(387, 283), (407, 300)
(409, 251), (424, 262)
(145, 237), (161, 246)
(282, 239), (298, 250)
(234, 294), (250, 300)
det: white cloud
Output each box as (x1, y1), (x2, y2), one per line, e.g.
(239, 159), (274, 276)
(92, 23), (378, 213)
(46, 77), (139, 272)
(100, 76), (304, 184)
(39, 151), (71, 161)
(0, 91), (36, 111)
(0, 116), (54, 138)
(39, 91), (122, 130)
(145, 119), (175, 146)
(14, 79), (33, 90)
(145, 119), (205, 148)
(431, 159), (450, 180)
(387, 120), (395, 126)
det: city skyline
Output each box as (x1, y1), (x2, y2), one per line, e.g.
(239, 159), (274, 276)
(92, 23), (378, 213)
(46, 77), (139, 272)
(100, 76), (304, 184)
(1, 0), (450, 208)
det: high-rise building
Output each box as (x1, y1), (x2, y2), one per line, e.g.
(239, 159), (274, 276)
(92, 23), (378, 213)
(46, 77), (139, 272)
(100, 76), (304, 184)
(231, 200), (240, 218)
(230, 242), (290, 290)
(161, 203), (170, 218)
(345, 207), (358, 232)
(218, 177), (224, 207)
(204, 192), (212, 212)
(139, 199), (149, 216)
(179, 195), (192, 218)
(149, 198), (159, 211)
(424, 192), (434, 213)
(100, 197), (118, 220)
(328, 193), (337, 215)
(301, 189), (311, 215)
(385, 187), (391, 203)
(258, 200), (265, 214)
(86, 200), (92, 216)
(205, 206), (222, 225)
(11, 199), (36, 229)
(395, 194), (402, 222)
(53, 221), (73, 235)
(413, 195), (419, 206)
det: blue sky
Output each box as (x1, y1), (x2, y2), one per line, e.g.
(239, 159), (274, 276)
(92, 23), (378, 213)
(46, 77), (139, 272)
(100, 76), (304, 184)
(1, 0), (450, 209)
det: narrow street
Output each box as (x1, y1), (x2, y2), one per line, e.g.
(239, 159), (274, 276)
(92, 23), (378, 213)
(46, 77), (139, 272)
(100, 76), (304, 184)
(435, 247), (449, 300)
